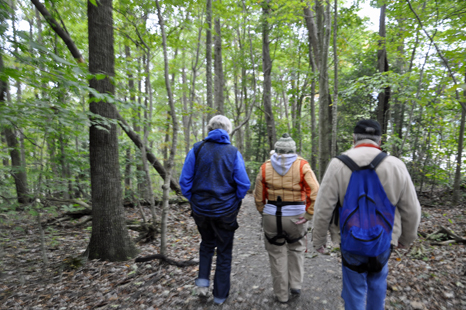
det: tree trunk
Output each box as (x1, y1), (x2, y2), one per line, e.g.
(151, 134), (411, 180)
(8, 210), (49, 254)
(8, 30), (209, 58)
(87, 0), (138, 261)
(316, 0), (332, 180)
(376, 4), (390, 139)
(304, 2), (319, 171)
(262, 0), (276, 151)
(332, 0), (338, 157)
(453, 73), (466, 203)
(155, 0), (179, 256)
(214, 16), (224, 114)
(0, 52), (29, 204)
(206, 0), (213, 116)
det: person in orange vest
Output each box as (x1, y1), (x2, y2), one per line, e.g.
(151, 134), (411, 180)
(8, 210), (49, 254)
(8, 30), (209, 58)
(253, 133), (320, 303)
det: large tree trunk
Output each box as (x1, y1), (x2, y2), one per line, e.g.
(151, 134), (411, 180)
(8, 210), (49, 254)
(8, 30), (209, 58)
(87, 0), (138, 261)
(262, 0), (276, 151)
(377, 4), (390, 139)
(205, 0), (213, 116)
(214, 16), (224, 114)
(453, 73), (466, 203)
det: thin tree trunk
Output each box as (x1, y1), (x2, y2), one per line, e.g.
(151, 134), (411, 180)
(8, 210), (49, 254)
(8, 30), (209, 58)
(156, 0), (179, 256)
(261, 0), (276, 151)
(205, 0), (213, 117)
(214, 15), (224, 114)
(376, 4), (390, 139)
(453, 73), (466, 203)
(331, 0), (338, 157)
(1, 50), (29, 203)
(87, 0), (138, 261)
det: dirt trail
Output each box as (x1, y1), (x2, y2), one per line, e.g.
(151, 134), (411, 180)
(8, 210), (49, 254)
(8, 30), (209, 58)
(186, 194), (344, 309)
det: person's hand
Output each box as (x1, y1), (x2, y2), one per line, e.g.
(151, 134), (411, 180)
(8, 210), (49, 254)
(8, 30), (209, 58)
(316, 245), (326, 254)
(295, 212), (313, 225)
(295, 216), (307, 225)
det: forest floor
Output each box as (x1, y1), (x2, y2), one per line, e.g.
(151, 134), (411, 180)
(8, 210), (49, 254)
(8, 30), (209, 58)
(0, 191), (465, 310)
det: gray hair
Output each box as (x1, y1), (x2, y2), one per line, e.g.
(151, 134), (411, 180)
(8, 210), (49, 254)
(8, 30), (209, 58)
(353, 133), (381, 144)
(207, 115), (232, 134)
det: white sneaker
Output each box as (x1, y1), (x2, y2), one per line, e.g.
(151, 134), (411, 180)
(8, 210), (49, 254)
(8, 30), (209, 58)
(198, 286), (209, 297)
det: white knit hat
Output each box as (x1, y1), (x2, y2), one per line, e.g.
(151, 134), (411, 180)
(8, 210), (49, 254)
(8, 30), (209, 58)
(274, 133), (296, 154)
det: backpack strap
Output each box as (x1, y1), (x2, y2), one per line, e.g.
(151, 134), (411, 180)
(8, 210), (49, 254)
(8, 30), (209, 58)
(369, 152), (387, 169)
(336, 155), (360, 171)
(337, 152), (388, 171)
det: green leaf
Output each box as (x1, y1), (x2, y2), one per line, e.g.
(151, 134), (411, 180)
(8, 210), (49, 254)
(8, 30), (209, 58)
(95, 73), (107, 80)
(89, 0), (98, 6)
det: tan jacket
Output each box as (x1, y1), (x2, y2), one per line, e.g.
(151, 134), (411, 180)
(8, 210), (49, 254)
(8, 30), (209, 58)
(312, 140), (421, 249)
(254, 156), (320, 216)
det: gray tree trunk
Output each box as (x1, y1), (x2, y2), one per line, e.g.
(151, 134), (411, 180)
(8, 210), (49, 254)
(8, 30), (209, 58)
(155, 0), (179, 256)
(214, 16), (224, 114)
(332, 0), (338, 157)
(206, 0), (213, 116)
(87, 0), (138, 261)
(316, 0), (332, 180)
(261, 0), (276, 151)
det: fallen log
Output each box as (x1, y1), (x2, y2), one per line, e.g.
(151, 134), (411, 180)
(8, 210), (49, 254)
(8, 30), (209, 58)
(135, 254), (198, 267)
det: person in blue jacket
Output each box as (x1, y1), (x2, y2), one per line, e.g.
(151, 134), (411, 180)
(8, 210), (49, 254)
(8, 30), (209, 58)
(179, 115), (250, 305)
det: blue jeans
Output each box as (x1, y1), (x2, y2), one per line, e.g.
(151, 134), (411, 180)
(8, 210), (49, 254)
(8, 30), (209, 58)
(341, 249), (390, 310)
(193, 212), (237, 301)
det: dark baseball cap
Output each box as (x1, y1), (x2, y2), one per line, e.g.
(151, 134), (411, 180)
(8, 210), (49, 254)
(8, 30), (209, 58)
(354, 119), (381, 135)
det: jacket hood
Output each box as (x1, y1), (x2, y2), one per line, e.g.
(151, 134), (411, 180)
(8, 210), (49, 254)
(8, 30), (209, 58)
(271, 153), (298, 176)
(205, 129), (231, 144)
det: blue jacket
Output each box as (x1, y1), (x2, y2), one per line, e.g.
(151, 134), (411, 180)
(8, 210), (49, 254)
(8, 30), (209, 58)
(179, 129), (250, 217)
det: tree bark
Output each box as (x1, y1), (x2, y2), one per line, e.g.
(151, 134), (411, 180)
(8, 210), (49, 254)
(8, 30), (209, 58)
(87, 0), (138, 261)
(377, 4), (390, 139)
(206, 0), (213, 116)
(332, 0), (338, 157)
(214, 16), (224, 114)
(316, 0), (332, 180)
(261, 0), (276, 151)
(453, 73), (466, 203)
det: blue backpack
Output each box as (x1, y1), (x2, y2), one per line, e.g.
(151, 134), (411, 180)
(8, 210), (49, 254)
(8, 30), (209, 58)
(336, 152), (395, 258)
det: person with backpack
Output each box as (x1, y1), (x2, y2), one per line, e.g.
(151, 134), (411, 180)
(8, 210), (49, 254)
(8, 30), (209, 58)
(312, 119), (421, 310)
(254, 133), (320, 303)
(179, 115), (250, 305)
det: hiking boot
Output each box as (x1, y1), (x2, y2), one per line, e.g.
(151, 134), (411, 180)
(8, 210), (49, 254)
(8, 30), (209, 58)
(290, 288), (301, 295)
(197, 286), (209, 298)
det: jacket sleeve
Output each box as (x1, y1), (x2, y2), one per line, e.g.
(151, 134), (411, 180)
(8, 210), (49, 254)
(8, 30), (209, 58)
(302, 162), (320, 215)
(233, 151), (251, 199)
(179, 149), (196, 201)
(396, 165), (421, 246)
(312, 158), (341, 249)
(253, 163), (266, 213)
